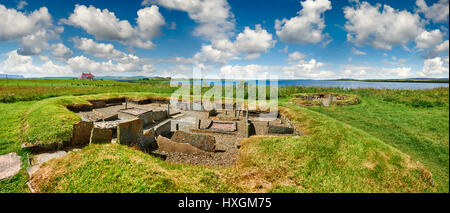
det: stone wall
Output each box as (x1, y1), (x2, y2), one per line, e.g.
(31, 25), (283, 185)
(280, 113), (302, 135)
(138, 110), (168, 126)
(268, 125), (294, 134)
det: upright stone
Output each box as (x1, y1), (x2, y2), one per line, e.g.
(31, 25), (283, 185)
(71, 121), (94, 146)
(90, 128), (113, 144)
(167, 103), (170, 117)
(117, 118), (143, 146)
(245, 108), (249, 123)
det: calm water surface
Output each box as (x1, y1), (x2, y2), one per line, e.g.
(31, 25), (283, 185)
(168, 80), (449, 90)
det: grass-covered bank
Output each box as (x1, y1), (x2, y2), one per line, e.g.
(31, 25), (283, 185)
(308, 93), (449, 192)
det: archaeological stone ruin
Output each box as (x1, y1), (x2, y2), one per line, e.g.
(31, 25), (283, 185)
(17, 97), (300, 178)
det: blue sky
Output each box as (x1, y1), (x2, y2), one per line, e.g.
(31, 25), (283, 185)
(0, 0), (448, 79)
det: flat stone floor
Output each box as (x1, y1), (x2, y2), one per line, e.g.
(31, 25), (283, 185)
(0, 152), (22, 180)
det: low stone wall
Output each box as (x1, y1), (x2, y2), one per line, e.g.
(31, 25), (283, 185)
(152, 110), (168, 122)
(138, 110), (168, 126)
(268, 125), (294, 134)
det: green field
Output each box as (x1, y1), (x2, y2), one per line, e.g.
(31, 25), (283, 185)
(0, 79), (448, 193)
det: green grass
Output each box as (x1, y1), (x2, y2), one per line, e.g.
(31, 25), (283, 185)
(0, 79), (177, 102)
(308, 95), (449, 192)
(31, 144), (238, 193)
(0, 102), (34, 192)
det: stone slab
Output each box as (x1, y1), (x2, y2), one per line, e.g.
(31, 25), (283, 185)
(117, 118), (143, 146)
(157, 136), (207, 155)
(170, 131), (216, 152)
(141, 129), (156, 151)
(154, 119), (171, 137)
(71, 121), (94, 146)
(27, 151), (67, 177)
(0, 152), (21, 180)
(90, 128), (113, 144)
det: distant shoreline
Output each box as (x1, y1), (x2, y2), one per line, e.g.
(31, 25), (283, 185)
(332, 79), (449, 83)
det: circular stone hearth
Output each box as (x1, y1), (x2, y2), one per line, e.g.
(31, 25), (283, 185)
(291, 93), (361, 107)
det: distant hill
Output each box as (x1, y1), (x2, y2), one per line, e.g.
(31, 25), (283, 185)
(333, 78), (449, 83)
(0, 74), (24, 79)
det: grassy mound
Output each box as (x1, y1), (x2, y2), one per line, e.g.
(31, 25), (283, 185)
(309, 94), (449, 192)
(29, 103), (436, 193)
(30, 144), (238, 193)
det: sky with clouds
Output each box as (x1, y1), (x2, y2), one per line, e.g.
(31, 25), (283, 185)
(0, 0), (448, 79)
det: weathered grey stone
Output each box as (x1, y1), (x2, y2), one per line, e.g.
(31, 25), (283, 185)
(90, 128), (113, 144)
(141, 129), (156, 151)
(139, 111), (154, 126)
(0, 152), (21, 180)
(157, 136), (207, 155)
(151, 110), (168, 122)
(171, 131), (216, 152)
(253, 121), (269, 135)
(27, 151), (67, 177)
(117, 118), (143, 146)
(26, 165), (40, 177)
(27, 181), (35, 193)
(71, 121), (94, 146)
(33, 151), (67, 165)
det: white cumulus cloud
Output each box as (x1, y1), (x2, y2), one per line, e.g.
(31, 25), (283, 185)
(416, 0), (449, 23)
(419, 57), (449, 76)
(344, 1), (424, 50)
(0, 4), (62, 55)
(62, 5), (165, 49)
(193, 25), (276, 63)
(148, 0), (235, 40)
(275, 0), (332, 44)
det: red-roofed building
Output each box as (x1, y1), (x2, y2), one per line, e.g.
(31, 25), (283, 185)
(80, 72), (95, 80)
